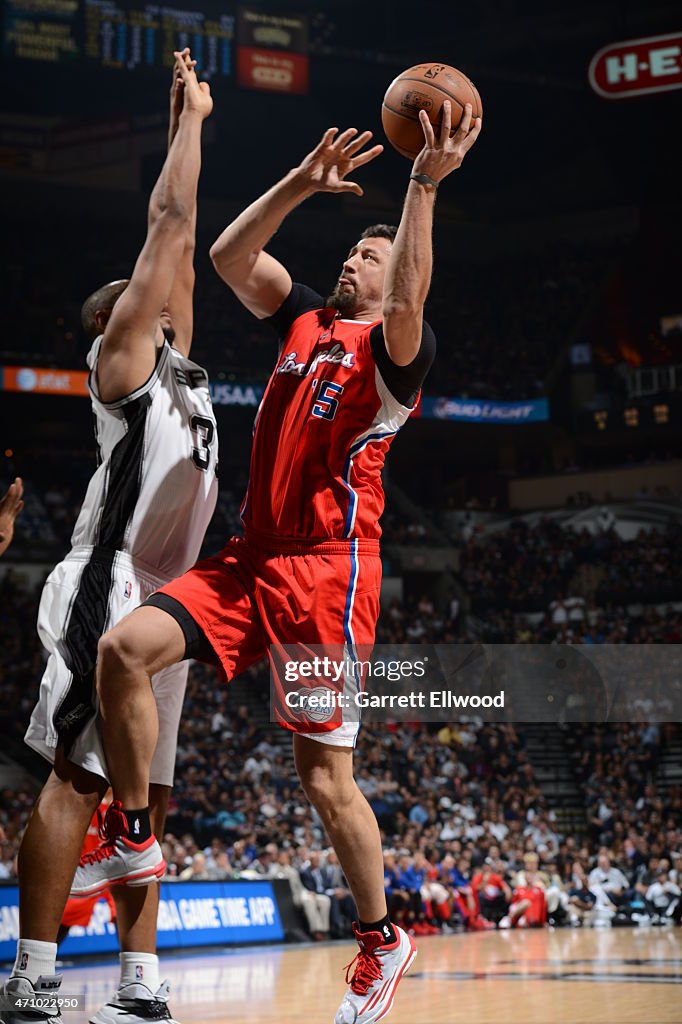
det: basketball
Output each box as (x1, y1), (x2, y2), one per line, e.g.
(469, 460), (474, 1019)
(381, 62), (483, 160)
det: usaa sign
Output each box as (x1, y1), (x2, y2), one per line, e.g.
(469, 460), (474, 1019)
(209, 383), (265, 407)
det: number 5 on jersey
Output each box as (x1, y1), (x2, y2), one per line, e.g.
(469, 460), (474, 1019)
(190, 414), (215, 471)
(312, 381), (344, 421)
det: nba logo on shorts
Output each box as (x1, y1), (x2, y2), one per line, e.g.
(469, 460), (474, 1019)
(135, 965), (144, 980)
(124, 581), (132, 599)
(19, 952), (28, 971)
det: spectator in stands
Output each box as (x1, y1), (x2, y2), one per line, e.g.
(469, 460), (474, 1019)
(567, 861), (597, 924)
(500, 860), (547, 929)
(383, 851), (403, 899)
(588, 850), (630, 919)
(392, 853), (428, 932)
(179, 852), (211, 881)
(471, 861), (512, 924)
(325, 849), (356, 938)
(299, 851), (332, 941)
(645, 869), (681, 922)
(269, 848), (307, 923)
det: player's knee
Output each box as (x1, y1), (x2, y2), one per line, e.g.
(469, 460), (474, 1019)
(97, 628), (146, 695)
(41, 767), (103, 812)
(299, 764), (354, 817)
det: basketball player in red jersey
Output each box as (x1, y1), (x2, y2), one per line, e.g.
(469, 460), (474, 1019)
(76, 101), (481, 1022)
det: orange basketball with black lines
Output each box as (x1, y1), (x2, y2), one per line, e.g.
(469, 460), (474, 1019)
(382, 63), (482, 160)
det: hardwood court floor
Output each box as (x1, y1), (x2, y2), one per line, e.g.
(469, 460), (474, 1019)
(59, 926), (681, 1024)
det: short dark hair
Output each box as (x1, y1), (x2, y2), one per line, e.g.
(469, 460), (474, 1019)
(360, 223), (398, 244)
(80, 279), (130, 341)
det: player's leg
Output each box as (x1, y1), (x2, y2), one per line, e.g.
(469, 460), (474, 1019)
(88, 650), (190, 1024)
(112, 786), (168, 953)
(74, 549), (264, 898)
(96, 606), (186, 811)
(0, 750), (106, 1014)
(18, 750), (106, 941)
(107, 656), (187, 1006)
(293, 736), (386, 922)
(272, 544), (415, 1024)
(70, 606), (185, 897)
(294, 735), (416, 1024)
(91, 786), (176, 1024)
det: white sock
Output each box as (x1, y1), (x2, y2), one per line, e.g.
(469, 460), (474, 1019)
(11, 939), (57, 985)
(119, 952), (159, 993)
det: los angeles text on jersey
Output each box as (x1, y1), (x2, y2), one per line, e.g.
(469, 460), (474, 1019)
(276, 342), (356, 377)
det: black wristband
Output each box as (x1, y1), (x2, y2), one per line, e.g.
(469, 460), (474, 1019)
(410, 172), (439, 190)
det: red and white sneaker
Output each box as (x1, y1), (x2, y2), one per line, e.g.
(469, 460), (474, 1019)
(334, 923), (416, 1024)
(70, 801), (166, 898)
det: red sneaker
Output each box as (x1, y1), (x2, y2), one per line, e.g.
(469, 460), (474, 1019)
(70, 801), (165, 897)
(334, 923), (417, 1023)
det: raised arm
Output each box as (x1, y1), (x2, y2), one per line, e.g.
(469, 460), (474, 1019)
(382, 101), (481, 365)
(209, 127), (382, 319)
(97, 54), (211, 402)
(157, 48), (197, 357)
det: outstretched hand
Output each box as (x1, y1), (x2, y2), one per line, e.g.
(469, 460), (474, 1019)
(173, 49), (212, 120)
(169, 47), (197, 146)
(413, 101), (482, 184)
(295, 127), (383, 197)
(0, 477), (24, 559)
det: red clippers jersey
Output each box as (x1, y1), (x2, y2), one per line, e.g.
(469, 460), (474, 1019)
(242, 285), (435, 541)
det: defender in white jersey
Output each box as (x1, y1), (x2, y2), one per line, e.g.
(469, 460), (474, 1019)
(25, 330), (217, 780)
(0, 50), (215, 1024)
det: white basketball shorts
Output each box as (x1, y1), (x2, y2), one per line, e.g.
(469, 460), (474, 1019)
(25, 547), (187, 787)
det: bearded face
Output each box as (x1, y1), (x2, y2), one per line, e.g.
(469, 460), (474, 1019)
(325, 236), (393, 317)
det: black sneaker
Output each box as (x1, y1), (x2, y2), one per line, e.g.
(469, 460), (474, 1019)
(89, 981), (179, 1024)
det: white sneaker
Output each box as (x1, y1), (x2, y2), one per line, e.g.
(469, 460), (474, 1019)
(70, 801), (165, 897)
(334, 924), (416, 1024)
(90, 981), (178, 1024)
(71, 835), (165, 897)
(0, 974), (63, 1024)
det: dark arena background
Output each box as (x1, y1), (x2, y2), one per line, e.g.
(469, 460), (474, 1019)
(1, 0), (681, 1021)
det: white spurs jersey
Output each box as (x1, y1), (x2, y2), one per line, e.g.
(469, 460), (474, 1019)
(70, 335), (218, 581)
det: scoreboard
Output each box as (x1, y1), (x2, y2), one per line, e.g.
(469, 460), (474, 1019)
(3, 0), (80, 64)
(580, 394), (681, 435)
(3, 0), (234, 75)
(84, 0), (234, 74)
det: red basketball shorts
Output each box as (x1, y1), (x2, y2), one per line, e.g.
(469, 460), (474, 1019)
(61, 891), (116, 929)
(156, 532), (382, 747)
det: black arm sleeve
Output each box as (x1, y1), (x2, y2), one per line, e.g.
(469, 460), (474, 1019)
(267, 283), (325, 340)
(370, 321), (437, 407)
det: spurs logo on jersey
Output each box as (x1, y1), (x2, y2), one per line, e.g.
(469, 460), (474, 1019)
(72, 336), (219, 581)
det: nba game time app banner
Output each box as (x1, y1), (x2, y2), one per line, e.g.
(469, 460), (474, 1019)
(0, 881), (283, 960)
